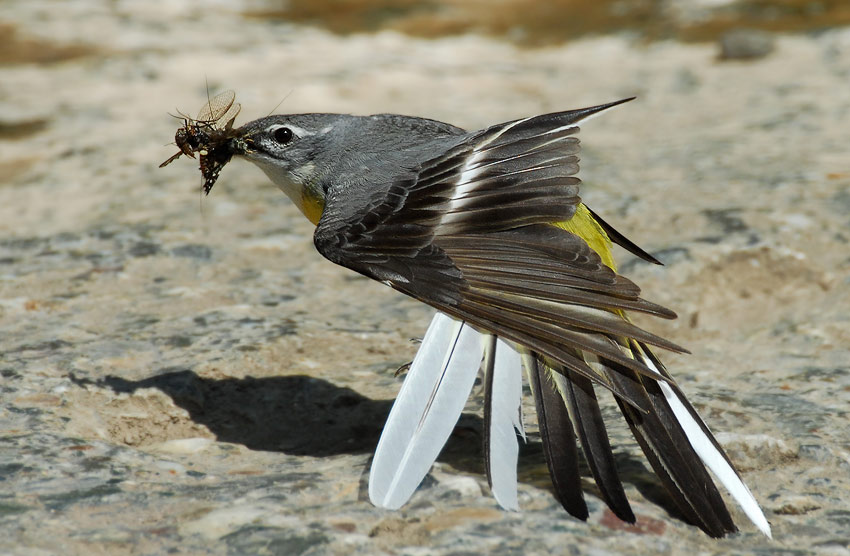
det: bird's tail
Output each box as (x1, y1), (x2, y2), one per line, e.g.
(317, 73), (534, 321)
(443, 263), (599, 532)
(630, 341), (771, 537)
(368, 313), (486, 509)
(369, 312), (771, 538)
(525, 338), (771, 538)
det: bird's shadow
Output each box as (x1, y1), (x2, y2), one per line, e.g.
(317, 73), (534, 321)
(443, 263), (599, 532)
(68, 369), (489, 464)
(69, 369), (685, 523)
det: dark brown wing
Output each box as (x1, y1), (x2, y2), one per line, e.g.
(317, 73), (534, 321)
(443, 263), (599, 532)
(314, 100), (673, 401)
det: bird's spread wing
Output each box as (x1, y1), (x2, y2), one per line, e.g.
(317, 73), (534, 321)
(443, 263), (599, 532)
(314, 99), (673, 407)
(314, 100), (770, 537)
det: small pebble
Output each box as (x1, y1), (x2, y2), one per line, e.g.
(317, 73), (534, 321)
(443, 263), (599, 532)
(719, 28), (775, 60)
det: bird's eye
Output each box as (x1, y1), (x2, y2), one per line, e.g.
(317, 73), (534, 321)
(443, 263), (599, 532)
(273, 127), (293, 144)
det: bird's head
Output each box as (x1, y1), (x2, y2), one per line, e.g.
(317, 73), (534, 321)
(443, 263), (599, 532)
(232, 114), (346, 224)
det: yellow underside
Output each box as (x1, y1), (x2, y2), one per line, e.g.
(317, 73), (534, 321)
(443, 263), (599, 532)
(301, 189), (325, 225)
(553, 203), (616, 272)
(554, 204), (632, 369)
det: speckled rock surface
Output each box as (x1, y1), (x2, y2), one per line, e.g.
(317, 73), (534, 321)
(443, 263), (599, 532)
(1, 1), (849, 555)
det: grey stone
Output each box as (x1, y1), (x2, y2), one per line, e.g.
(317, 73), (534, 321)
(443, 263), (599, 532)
(719, 29), (776, 60)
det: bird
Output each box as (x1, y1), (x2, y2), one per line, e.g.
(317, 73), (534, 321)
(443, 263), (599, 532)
(172, 96), (771, 538)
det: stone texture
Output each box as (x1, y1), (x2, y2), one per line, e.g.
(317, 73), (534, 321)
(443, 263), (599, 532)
(1, 1), (849, 554)
(719, 29), (776, 60)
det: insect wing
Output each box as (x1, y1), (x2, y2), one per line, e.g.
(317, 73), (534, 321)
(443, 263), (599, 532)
(221, 102), (241, 131)
(196, 90), (236, 124)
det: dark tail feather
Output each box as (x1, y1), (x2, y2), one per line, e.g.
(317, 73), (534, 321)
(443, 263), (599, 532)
(639, 342), (739, 471)
(603, 347), (736, 537)
(638, 342), (771, 537)
(527, 354), (588, 520)
(562, 369), (636, 523)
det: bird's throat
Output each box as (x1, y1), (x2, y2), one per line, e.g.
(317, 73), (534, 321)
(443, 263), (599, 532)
(300, 186), (325, 225)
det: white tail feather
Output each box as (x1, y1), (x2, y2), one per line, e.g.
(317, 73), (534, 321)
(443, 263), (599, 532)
(487, 338), (523, 510)
(645, 356), (772, 538)
(369, 312), (486, 509)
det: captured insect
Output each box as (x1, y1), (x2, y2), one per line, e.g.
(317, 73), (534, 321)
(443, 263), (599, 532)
(160, 90), (242, 193)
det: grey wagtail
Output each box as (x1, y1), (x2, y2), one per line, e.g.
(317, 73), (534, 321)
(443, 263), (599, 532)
(162, 94), (771, 538)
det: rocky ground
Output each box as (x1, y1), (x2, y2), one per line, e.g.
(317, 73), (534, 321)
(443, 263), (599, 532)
(1, 1), (849, 554)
